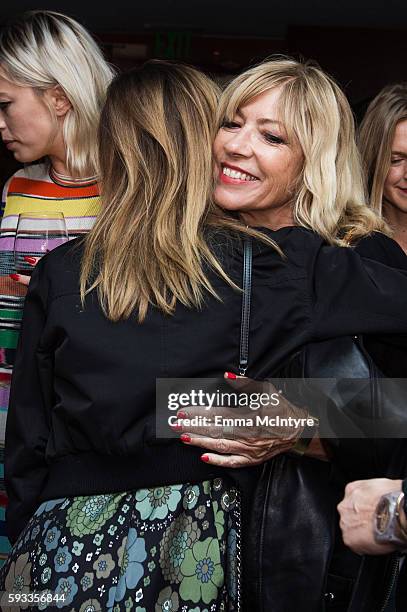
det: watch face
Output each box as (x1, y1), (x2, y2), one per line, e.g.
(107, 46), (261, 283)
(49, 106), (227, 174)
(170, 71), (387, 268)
(376, 498), (391, 534)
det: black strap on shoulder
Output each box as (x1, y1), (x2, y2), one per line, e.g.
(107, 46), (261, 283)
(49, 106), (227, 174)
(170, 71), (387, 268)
(239, 237), (252, 376)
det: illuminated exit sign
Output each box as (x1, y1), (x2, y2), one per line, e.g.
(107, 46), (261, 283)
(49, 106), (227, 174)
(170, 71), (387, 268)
(154, 31), (192, 59)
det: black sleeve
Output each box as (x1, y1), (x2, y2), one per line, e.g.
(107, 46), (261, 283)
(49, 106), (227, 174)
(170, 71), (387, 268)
(311, 245), (407, 340)
(354, 233), (407, 270)
(310, 245), (407, 481)
(5, 259), (52, 543)
(354, 234), (407, 376)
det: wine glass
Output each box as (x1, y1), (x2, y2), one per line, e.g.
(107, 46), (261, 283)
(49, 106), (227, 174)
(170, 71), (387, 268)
(14, 212), (69, 277)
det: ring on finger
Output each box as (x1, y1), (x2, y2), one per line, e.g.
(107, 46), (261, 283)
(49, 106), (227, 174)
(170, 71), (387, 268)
(222, 425), (235, 440)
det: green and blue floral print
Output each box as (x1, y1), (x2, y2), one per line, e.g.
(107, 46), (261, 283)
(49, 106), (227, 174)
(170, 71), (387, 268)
(0, 479), (240, 611)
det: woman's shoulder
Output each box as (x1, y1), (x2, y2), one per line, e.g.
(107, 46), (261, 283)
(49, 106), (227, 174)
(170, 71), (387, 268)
(43, 236), (84, 267)
(354, 231), (407, 269)
(2, 163), (48, 202)
(5, 162), (50, 191)
(34, 237), (84, 293)
(206, 226), (322, 284)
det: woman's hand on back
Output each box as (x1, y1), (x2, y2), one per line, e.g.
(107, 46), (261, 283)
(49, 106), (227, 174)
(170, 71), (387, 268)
(173, 373), (322, 467)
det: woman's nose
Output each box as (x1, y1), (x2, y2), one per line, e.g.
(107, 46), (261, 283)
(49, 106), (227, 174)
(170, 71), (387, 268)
(224, 130), (253, 157)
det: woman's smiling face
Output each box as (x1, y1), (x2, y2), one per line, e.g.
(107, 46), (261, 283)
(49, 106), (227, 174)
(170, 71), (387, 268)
(213, 87), (304, 228)
(383, 119), (407, 214)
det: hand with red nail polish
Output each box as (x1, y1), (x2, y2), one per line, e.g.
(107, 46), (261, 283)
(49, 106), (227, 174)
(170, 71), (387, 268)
(10, 257), (42, 287)
(24, 256), (40, 266)
(171, 375), (315, 469)
(9, 268), (34, 287)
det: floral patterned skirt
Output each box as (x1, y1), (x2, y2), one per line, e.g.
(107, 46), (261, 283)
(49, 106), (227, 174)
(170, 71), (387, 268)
(0, 478), (241, 612)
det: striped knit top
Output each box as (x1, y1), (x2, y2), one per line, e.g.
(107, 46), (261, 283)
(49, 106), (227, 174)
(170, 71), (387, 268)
(0, 162), (100, 562)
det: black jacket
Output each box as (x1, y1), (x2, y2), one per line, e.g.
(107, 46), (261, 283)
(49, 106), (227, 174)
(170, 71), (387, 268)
(245, 233), (407, 612)
(5, 227), (407, 557)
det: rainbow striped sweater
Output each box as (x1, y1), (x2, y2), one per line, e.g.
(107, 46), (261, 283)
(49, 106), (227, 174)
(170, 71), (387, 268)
(0, 163), (100, 562)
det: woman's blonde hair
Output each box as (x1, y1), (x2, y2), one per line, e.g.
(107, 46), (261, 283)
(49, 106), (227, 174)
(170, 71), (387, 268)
(359, 83), (407, 214)
(217, 57), (388, 244)
(0, 10), (115, 177)
(81, 60), (274, 322)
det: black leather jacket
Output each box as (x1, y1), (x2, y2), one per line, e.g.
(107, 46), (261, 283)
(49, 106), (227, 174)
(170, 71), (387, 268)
(244, 335), (407, 612)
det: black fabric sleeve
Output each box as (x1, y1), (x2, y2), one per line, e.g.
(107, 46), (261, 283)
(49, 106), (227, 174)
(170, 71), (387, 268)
(309, 246), (407, 481)
(354, 234), (407, 377)
(5, 259), (52, 544)
(354, 233), (407, 270)
(311, 245), (407, 339)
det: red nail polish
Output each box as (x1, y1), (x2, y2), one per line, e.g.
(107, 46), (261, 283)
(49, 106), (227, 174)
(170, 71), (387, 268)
(201, 455), (210, 463)
(180, 434), (191, 443)
(225, 372), (237, 380)
(177, 411), (187, 419)
(24, 256), (37, 264)
(9, 274), (20, 281)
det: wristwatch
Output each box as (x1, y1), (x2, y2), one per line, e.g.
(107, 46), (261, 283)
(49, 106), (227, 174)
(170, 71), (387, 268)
(290, 416), (319, 457)
(374, 491), (407, 550)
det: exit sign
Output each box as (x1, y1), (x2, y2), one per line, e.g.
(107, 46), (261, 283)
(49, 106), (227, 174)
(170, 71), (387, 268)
(154, 31), (192, 59)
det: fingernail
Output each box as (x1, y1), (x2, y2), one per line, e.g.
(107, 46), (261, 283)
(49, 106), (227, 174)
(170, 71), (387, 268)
(9, 274), (20, 281)
(177, 411), (187, 419)
(24, 256), (36, 264)
(201, 455), (210, 463)
(180, 434), (191, 443)
(224, 372), (237, 380)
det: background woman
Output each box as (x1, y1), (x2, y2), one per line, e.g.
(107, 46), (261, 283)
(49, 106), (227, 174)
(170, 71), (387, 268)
(0, 10), (114, 564)
(358, 82), (407, 258)
(178, 58), (407, 611)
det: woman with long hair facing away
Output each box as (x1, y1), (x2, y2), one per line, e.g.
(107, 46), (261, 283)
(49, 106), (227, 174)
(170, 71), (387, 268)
(0, 10), (114, 563)
(3, 59), (407, 611)
(358, 83), (407, 258)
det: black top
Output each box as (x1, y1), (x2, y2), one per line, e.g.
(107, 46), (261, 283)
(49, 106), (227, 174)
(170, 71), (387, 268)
(6, 227), (407, 543)
(355, 232), (407, 377)
(355, 232), (407, 269)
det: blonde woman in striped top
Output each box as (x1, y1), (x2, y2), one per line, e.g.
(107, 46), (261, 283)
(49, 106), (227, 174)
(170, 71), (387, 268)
(0, 10), (114, 563)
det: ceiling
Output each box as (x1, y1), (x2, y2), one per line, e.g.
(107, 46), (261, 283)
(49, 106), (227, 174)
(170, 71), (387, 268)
(1, 0), (407, 37)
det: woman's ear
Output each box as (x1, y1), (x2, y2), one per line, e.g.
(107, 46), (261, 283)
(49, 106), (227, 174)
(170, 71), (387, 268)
(45, 85), (72, 117)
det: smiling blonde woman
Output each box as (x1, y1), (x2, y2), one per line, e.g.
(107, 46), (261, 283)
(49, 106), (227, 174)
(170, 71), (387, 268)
(180, 57), (407, 611)
(359, 83), (407, 255)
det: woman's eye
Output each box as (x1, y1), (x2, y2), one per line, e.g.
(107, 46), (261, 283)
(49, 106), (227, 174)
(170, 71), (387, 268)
(221, 120), (240, 129)
(0, 101), (11, 111)
(391, 158), (403, 165)
(264, 132), (284, 145)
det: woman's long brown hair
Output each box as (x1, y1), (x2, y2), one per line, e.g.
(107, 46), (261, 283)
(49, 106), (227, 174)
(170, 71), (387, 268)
(80, 60), (276, 321)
